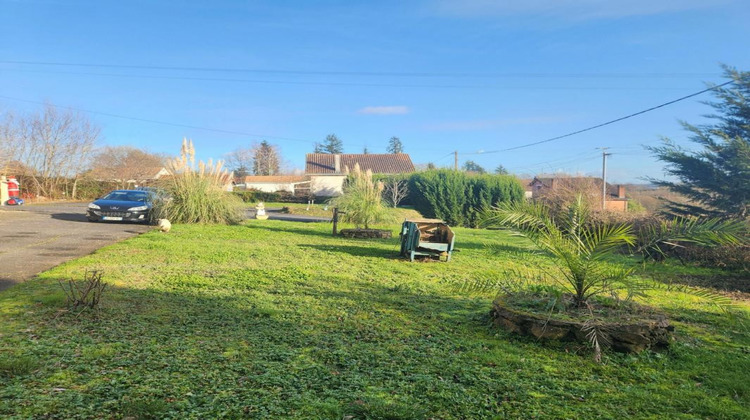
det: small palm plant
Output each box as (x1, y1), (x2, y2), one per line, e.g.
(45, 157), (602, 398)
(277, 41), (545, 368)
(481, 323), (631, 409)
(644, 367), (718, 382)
(483, 196), (747, 307)
(332, 163), (392, 229)
(484, 196), (636, 307)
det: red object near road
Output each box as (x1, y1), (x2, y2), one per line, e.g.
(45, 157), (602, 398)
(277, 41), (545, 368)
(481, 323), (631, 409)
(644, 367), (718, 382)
(7, 177), (20, 197)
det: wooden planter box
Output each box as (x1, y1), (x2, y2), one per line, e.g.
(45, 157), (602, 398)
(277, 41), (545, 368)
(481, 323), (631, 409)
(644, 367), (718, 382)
(339, 229), (392, 239)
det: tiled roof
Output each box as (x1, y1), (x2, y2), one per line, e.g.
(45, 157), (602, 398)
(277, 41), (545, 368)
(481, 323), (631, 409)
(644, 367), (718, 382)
(242, 175), (309, 183)
(517, 178), (534, 191)
(305, 153), (415, 174)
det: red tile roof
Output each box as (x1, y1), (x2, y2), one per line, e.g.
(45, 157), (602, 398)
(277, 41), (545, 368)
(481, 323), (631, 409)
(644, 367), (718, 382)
(305, 153), (415, 174)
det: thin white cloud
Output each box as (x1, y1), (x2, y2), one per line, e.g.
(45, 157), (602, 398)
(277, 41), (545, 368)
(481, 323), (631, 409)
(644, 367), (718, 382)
(423, 116), (568, 131)
(432, 0), (729, 20)
(357, 105), (410, 115)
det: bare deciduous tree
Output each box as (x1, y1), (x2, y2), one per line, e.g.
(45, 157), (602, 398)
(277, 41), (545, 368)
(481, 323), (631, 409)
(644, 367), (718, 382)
(89, 146), (166, 188)
(534, 175), (602, 215)
(1, 103), (100, 199)
(383, 177), (409, 207)
(0, 111), (22, 175)
(224, 147), (254, 178)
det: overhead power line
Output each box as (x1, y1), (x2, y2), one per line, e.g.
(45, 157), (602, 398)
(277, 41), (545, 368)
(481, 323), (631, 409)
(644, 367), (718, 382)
(501, 80), (735, 152)
(0, 95), (315, 144)
(0, 60), (719, 79)
(505, 151), (600, 172)
(0, 68), (698, 91)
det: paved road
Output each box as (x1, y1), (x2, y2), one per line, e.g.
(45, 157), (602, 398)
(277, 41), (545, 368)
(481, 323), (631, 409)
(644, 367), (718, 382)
(0, 203), (150, 291)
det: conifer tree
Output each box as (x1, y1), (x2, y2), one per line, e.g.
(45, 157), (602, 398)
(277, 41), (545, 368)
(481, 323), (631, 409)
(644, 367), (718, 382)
(648, 66), (749, 219)
(387, 136), (403, 154)
(252, 140), (280, 175)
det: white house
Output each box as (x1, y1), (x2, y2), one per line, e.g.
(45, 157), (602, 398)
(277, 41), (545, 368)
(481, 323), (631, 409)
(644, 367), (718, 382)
(236, 175), (311, 195)
(305, 153), (415, 196)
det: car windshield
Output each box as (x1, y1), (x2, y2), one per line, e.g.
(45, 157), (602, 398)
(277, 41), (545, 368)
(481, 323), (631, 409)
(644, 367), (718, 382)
(102, 191), (149, 202)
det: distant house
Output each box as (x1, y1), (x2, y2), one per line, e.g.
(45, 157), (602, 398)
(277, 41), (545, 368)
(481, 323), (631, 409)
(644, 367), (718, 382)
(132, 167), (169, 185)
(528, 176), (628, 212)
(518, 178), (534, 199)
(305, 153), (415, 196)
(236, 175), (311, 195)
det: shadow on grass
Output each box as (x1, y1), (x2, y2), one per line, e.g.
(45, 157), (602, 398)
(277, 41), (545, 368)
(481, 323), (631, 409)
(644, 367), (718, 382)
(298, 243), (401, 259)
(650, 273), (750, 294)
(5, 266), (748, 419)
(248, 223), (335, 239)
(0, 275), (503, 419)
(456, 240), (536, 254)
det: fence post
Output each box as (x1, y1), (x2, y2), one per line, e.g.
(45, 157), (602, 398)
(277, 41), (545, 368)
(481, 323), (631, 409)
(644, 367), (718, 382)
(332, 207), (339, 236)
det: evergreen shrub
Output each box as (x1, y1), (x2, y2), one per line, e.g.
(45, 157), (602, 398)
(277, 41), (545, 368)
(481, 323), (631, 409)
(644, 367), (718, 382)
(409, 170), (524, 227)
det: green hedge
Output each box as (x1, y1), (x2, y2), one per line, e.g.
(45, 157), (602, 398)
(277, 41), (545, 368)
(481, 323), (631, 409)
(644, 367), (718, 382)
(408, 170), (524, 227)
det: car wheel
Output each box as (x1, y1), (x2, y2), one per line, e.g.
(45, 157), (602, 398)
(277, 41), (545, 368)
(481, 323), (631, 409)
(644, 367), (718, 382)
(87, 217), (97, 222)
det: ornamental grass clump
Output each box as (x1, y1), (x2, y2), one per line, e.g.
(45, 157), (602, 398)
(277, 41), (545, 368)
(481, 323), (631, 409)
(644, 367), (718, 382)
(332, 163), (392, 229)
(154, 138), (244, 224)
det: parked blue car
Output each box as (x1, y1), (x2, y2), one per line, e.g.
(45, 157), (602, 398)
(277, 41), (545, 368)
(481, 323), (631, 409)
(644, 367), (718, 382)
(86, 190), (153, 223)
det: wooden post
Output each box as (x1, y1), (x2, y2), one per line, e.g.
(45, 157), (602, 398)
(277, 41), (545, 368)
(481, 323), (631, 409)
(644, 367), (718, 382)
(599, 148), (611, 211)
(332, 207), (339, 236)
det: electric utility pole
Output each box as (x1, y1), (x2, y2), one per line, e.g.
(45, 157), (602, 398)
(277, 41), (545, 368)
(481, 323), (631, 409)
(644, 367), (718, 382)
(454, 150), (459, 171)
(598, 147), (611, 211)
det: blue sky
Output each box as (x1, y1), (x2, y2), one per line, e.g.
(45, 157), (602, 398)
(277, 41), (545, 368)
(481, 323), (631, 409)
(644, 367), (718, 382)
(1, 0), (749, 182)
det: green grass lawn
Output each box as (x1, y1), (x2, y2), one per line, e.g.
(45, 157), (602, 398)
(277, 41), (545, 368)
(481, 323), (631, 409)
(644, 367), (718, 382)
(1, 220), (748, 419)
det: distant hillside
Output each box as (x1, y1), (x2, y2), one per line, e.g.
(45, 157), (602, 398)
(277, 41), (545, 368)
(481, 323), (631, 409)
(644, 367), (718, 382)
(623, 184), (694, 213)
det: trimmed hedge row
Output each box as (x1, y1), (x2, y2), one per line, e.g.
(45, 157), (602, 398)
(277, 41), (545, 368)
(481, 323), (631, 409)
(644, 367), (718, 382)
(407, 170), (524, 227)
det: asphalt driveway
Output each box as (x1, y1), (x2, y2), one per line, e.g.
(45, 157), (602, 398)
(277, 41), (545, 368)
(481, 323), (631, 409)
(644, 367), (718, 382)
(0, 203), (150, 291)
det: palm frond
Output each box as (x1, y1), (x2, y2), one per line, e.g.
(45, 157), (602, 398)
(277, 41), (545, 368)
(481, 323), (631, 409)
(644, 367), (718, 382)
(634, 216), (748, 261)
(584, 224), (636, 261)
(581, 318), (611, 363)
(455, 268), (549, 296)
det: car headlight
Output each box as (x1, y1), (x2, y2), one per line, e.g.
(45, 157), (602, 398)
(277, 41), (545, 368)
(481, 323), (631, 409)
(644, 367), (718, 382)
(88, 203), (101, 210)
(128, 205), (148, 211)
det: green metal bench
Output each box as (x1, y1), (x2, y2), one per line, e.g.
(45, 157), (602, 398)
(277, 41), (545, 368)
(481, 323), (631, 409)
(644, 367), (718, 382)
(399, 219), (455, 262)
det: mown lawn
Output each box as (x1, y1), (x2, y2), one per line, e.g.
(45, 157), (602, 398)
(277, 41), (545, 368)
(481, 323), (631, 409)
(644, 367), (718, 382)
(0, 220), (748, 419)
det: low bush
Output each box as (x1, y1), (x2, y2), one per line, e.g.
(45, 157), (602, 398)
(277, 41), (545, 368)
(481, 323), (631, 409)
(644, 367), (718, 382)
(584, 207), (747, 271)
(662, 243), (750, 271)
(58, 270), (107, 310)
